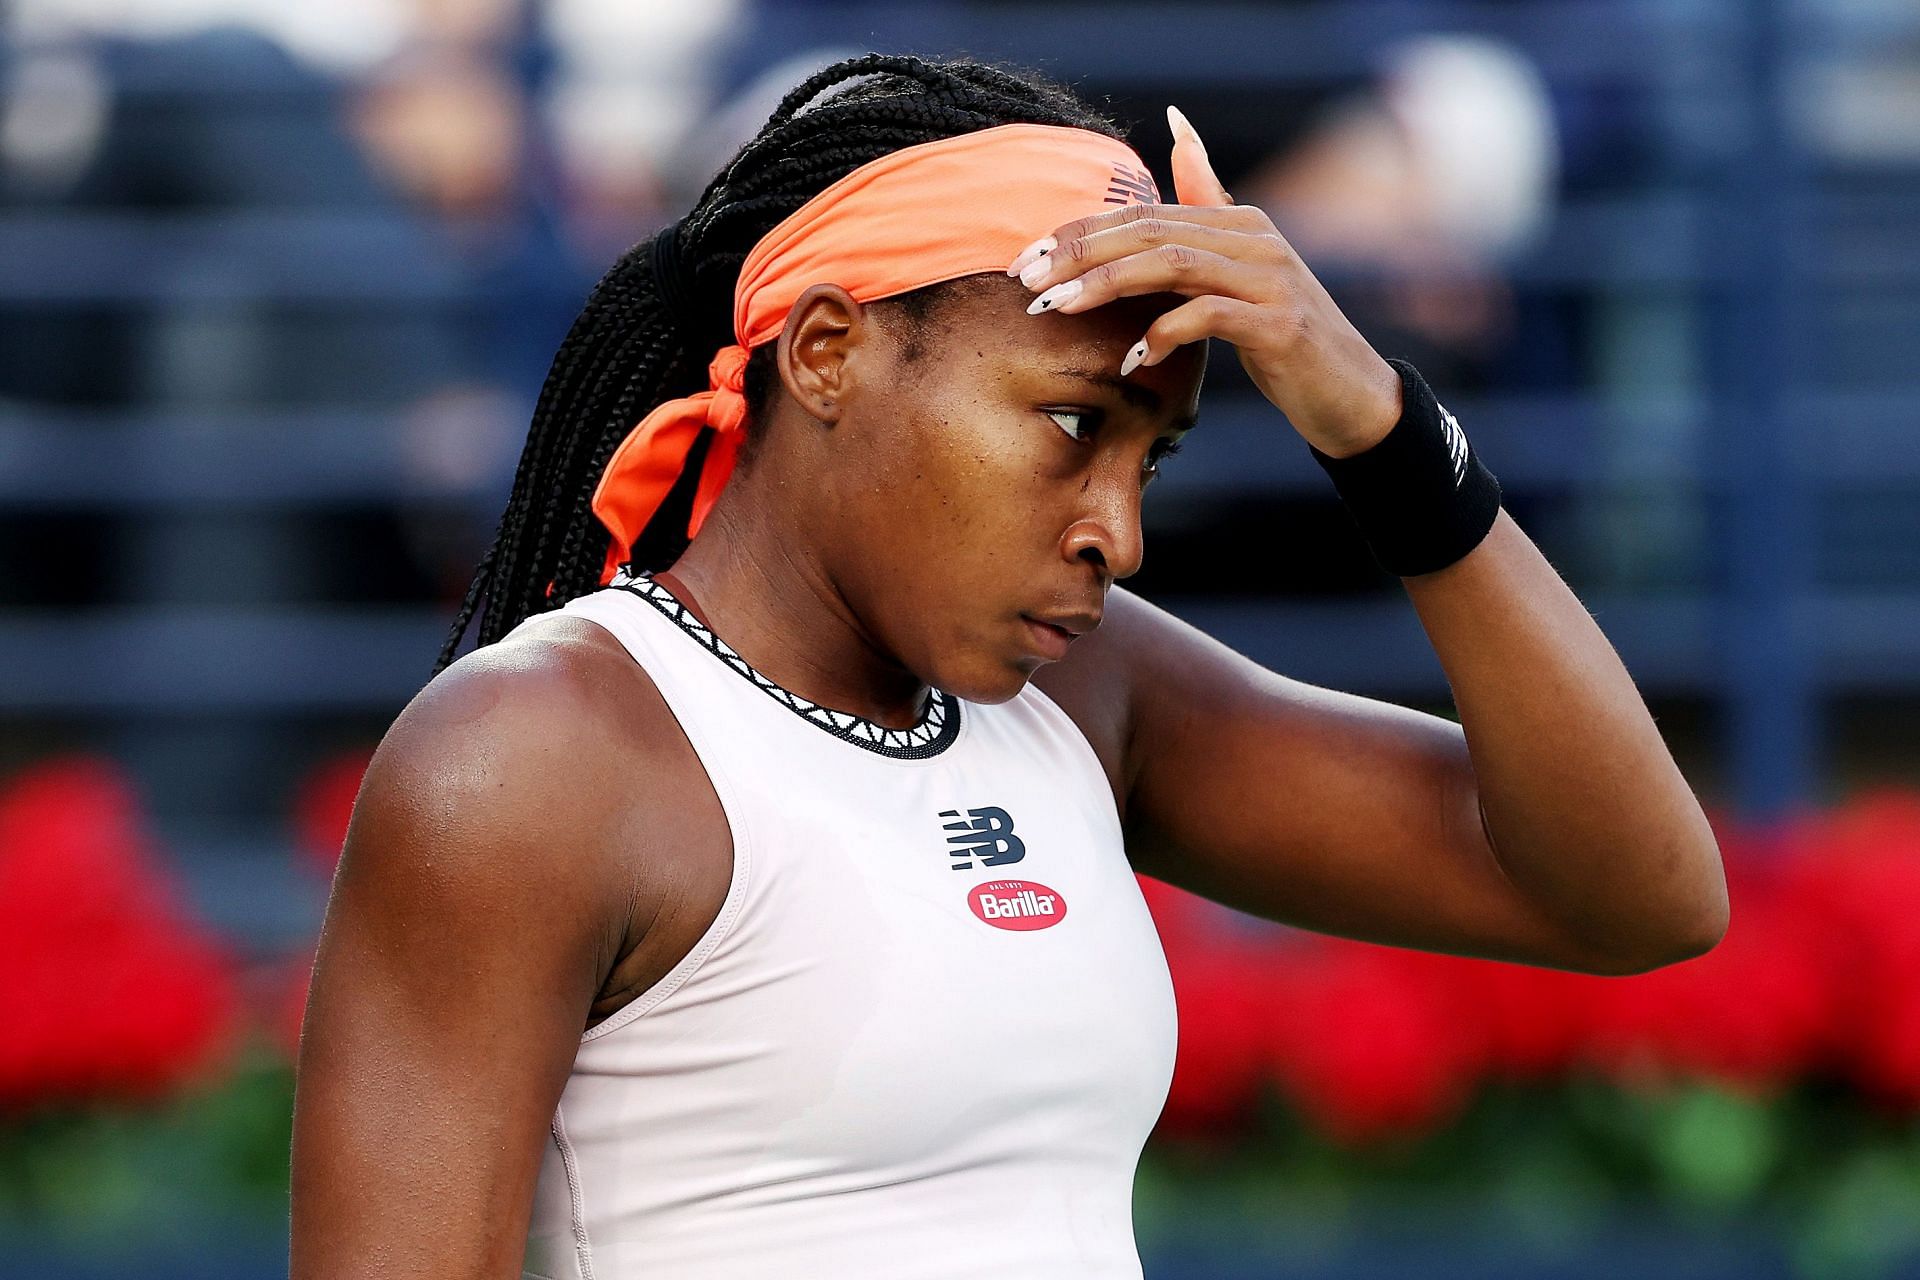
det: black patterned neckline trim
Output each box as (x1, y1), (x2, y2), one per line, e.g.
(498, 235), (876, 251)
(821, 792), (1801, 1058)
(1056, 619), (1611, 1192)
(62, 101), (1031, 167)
(608, 566), (963, 760)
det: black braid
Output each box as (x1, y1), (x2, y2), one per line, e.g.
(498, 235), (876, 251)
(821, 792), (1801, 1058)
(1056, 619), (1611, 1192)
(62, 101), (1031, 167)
(433, 53), (1123, 675)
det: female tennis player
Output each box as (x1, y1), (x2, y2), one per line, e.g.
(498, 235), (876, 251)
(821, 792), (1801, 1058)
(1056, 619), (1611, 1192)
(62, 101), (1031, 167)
(290, 54), (1728, 1280)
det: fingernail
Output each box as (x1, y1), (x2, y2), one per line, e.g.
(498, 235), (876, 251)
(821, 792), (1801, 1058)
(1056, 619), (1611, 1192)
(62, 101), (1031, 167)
(1007, 235), (1056, 277)
(1166, 104), (1206, 156)
(1119, 340), (1150, 377)
(1026, 279), (1081, 315)
(1019, 254), (1053, 289)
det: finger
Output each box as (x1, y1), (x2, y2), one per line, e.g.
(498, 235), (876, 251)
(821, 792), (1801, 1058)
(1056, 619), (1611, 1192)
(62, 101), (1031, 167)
(1121, 294), (1267, 376)
(1168, 105), (1233, 208)
(1021, 216), (1289, 294)
(1027, 244), (1239, 315)
(1026, 242), (1269, 317)
(1008, 201), (1270, 279)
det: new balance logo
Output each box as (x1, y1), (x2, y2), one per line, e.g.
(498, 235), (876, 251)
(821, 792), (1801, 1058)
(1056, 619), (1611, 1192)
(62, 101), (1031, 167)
(1105, 163), (1160, 206)
(1438, 401), (1469, 488)
(941, 806), (1026, 870)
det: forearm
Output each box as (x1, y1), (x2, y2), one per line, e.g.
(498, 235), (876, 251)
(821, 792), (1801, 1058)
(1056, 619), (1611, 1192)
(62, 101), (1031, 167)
(1401, 508), (1729, 970)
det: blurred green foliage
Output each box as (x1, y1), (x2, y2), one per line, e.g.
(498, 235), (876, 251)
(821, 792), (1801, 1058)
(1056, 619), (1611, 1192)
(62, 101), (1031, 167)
(3, 1055), (1917, 1277)
(0, 1042), (292, 1241)
(1134, 1075), (1920, 1279)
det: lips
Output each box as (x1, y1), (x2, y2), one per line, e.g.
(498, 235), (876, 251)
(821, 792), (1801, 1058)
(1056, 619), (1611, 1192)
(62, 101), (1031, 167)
(1025, 610), (1102, 638)
(1020, 615), (1081, 660)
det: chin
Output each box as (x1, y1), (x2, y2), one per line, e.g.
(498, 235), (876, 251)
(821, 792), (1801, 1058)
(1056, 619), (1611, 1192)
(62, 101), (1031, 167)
(930, 654), (1036, 706)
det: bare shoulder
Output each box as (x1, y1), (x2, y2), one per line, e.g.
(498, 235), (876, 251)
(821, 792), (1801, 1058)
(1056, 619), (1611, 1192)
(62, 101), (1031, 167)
(371, 615), (682, 868)
(292, 613), (727, 1275)
(344, 617), (669, 960)
(341, 612), (732, 1019)
(401, 612), (675, 758)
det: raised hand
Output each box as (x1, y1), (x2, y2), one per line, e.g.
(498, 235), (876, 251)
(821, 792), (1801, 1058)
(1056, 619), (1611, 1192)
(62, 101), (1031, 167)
(1007, 106), (1405, 458)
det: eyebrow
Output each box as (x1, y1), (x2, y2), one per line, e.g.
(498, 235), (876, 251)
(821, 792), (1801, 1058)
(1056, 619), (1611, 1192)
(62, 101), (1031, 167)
(1051, 366), (1199, 432)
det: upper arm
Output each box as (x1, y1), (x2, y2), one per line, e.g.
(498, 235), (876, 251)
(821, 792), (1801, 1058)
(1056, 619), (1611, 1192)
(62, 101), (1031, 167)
(1095, 586), (1630, 975)
(289, 639), (648, 1279)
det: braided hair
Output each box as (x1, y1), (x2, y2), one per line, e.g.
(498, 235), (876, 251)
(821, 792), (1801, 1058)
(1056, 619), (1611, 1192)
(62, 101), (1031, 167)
(432, 53), (1124, 675)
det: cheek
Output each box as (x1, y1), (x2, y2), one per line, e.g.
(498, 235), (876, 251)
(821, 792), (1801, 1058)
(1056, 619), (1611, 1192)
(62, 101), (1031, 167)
(910, 409), (1057, 552)
(846, 362), (1077, 595)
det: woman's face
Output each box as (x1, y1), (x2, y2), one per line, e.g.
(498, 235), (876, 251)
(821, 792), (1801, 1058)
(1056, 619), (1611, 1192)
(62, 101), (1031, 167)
(778, 273), (1206, 705)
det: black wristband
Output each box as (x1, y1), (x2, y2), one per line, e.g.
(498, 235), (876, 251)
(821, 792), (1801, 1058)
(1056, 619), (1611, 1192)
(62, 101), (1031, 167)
(1307, 358), (1502, 577)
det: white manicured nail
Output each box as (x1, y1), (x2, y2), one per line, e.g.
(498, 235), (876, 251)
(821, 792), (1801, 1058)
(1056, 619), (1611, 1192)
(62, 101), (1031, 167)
(1120, 340), (1150, 377)
(1007, 235), (1056, 277)
(1167, 104), (1207, 157)
(1026, 279), (1081, 314)
(1018, 254), (1052, 289)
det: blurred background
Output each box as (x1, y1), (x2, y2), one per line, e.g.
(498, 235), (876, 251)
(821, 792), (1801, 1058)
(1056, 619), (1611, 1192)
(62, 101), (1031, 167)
(1, 0), (1918, 1276)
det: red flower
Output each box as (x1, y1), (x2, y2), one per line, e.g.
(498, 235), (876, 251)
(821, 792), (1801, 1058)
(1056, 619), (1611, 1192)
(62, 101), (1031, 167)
(1156, 948), (1277, 1139)
(0, 758), (239, 1109)
(1141, 877), (1287, 1138)
(1440, 954), (1605, 1083)
(1262, 941), (1484, 1148)
(1575, 857), (1832, 1095)
(1778, 789), (1920, 1110)
(1141, 790), (1920, 1143)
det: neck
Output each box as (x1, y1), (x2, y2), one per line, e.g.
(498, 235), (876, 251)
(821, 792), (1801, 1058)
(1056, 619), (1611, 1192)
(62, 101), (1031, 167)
(652, 469), (931, 731)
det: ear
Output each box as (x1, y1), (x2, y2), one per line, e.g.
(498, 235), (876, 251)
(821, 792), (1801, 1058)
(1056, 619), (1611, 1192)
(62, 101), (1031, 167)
(775, 283), (867, 424)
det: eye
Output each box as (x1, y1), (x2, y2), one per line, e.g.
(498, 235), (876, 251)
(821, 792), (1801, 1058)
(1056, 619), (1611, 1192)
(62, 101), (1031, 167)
(1045, 408), (1097, 443)
(1144, 437), (1185, 476)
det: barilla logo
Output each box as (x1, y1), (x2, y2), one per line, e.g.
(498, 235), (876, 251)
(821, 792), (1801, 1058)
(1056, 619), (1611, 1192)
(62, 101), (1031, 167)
(968, 879), (1068, 931)
(1105, 162), (1160, 206)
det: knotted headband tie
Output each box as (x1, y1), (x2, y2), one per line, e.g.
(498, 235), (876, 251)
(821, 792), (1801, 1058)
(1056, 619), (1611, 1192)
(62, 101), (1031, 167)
(588, 122), (1162, 585)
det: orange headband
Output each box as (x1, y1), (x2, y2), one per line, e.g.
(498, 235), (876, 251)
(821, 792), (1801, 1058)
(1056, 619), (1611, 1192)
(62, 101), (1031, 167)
(587, 122), (1161, 585)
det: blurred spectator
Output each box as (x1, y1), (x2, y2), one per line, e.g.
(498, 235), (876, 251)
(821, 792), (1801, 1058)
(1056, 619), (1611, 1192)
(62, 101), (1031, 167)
(351, 44), (524, 226)
(1238, 34), (1560, 391)
(660, 46), (858, 213)
(543, 0), (743, 253)
(0, 13), (517, 837)
(6, 0), (408, 78)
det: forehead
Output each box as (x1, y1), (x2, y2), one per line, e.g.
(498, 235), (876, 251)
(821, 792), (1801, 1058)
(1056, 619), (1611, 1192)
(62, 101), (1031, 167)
(903, 274), (1205, 412)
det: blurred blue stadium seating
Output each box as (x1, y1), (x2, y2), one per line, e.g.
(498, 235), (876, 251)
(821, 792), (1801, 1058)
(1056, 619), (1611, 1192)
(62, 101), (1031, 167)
(2, 0), (1917, 948)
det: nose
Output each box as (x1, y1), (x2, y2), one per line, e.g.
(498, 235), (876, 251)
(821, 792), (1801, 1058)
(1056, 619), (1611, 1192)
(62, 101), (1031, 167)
(1059, 469), (1145, 583)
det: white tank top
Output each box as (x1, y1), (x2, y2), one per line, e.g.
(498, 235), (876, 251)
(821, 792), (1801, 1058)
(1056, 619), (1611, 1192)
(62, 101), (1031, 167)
(511, 568), (1178, 1280)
